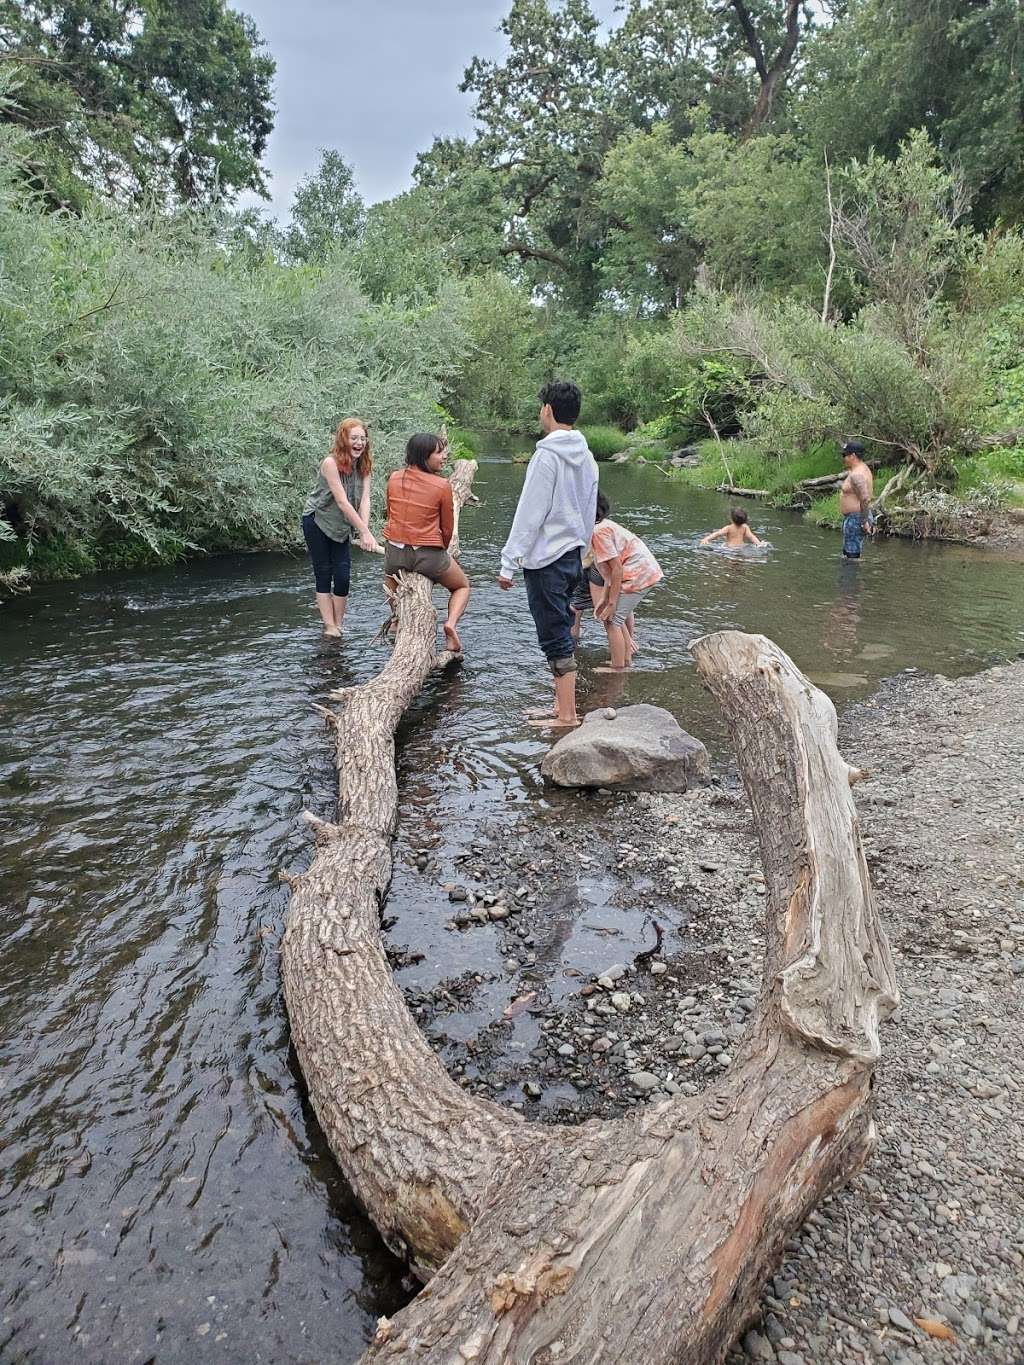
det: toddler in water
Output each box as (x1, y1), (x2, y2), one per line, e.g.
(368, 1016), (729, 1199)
(700, 506), (764, 548)
(591, 492), (663, 671)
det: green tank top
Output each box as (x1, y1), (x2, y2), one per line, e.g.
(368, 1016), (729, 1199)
(303, 464), (364, 542)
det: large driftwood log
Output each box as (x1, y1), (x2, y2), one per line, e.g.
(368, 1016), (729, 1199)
(283, 514), (899, 1362)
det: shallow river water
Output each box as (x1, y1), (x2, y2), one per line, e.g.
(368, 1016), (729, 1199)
(1, 456), (1022, 1364)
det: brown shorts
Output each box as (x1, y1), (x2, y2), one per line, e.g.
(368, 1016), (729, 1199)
(384, 542), (451, 580)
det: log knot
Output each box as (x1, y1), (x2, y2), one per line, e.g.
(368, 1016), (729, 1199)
(489, 1251), (575, 1317)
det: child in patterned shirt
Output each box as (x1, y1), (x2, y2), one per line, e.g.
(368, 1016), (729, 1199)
(590, 492), (664, 671)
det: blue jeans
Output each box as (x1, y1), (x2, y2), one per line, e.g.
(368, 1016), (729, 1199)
(524, 548), (582, 675)
(303, 513), (351, 595)
(842, 513), (869, 558)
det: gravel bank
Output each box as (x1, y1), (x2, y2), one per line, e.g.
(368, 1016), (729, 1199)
(391, 660), (1024, 1362)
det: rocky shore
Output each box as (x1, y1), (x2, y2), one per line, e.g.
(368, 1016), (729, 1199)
(389, 659), (1024, 1363)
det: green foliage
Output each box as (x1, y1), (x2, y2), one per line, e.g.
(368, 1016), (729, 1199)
(284, 150), (365, 264)
(338, 187), (454, 304)
(806, 492), (841, 528)
(448, 426), (481, 460)
(956, 448), (1024, 509)
(0, 1), (274, 208)
(579, 424), (629, 458)
(444, 271), (536, 426)
(800, 0), (1024, 225)
(0, 138), (467, 577)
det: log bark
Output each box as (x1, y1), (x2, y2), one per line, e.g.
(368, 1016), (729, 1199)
(280, 459), (530, 1278)
(715, 483), (769, 499)
(283, 516), (899, 1362)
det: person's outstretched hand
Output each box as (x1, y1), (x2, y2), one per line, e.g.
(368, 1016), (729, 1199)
(497, 575), (513, 590)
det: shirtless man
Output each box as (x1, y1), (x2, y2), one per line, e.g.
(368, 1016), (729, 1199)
(839, 439), (874, 559)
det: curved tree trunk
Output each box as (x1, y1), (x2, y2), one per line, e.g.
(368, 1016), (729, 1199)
(283, 493), (899, 1362)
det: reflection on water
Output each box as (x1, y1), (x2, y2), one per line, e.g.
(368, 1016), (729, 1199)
(1, 455), (1022, 1363)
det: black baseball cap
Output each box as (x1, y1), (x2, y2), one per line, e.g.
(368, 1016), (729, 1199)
(840, 439), (865, 456)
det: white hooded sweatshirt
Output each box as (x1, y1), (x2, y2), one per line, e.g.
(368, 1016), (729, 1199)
(499, 429), (599, 580)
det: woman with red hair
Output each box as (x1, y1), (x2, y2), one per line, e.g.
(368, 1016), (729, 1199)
(302, 418), (379, 636)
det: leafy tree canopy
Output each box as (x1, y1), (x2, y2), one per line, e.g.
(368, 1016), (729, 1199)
(0, 0), (275, 208)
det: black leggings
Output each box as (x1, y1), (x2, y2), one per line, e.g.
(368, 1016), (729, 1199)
(302, 514), (351, 596)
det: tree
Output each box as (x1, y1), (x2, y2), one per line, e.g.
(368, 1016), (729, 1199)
(800, 0), (1024, 225)
(284, 149), (364, 264)
(607, 0), (820, 138)
(419, 0), (612, 305)
(597, 121), (697, 310)
(444, 271), (537, 425)
(0, 0), (275, 208)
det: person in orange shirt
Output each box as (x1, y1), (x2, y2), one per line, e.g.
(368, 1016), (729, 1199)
(590, 492), (664, 671)
(383, 433), (471, 653)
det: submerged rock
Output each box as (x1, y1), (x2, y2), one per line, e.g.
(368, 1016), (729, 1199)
(541, 704), (710, 793)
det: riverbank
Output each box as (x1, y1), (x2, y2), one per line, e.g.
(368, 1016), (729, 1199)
(392, 659), (1024, 1363)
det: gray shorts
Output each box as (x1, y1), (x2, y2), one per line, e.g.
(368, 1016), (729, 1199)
(611, 584), (654, 626)
(384, 542), (451, 580)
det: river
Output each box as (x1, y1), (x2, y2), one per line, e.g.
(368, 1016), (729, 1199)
(1, 455), (1022, 1363)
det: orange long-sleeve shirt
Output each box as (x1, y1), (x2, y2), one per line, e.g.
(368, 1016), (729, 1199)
(383, 467), (455, 548)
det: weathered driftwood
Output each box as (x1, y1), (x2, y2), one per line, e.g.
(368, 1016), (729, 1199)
(715, 482), (770, 499)
(283, 510), (899, 1363)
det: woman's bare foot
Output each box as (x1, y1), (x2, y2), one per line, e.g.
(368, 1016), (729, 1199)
(443, 621), (463, 653)
(526, 714), (580, 728)
(594, 664), (627, 674)
(525, 704), (559, 719)
(323, 625), (342, 639)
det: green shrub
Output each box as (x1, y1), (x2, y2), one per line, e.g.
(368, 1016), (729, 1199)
(580, 424), (629, 458)
(956, 447), (1024, 506)
(448, 425), (481, 459)
(0, 133), (468, 579)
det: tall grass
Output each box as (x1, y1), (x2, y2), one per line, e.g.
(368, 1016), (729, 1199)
(580, 424), (629, 458)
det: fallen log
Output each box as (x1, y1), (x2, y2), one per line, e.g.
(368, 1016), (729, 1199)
(280, 458), (529, 1278)
(797, 472), (843, 491)
(283, 501), (899, 1362)
(715, 483), (770, 499)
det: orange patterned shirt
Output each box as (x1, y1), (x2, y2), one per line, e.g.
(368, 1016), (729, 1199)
(591, 518), (663, 594)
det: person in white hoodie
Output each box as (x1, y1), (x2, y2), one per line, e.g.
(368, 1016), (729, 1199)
(498, 380), (599, 726)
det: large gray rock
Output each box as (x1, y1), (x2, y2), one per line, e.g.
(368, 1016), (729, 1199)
(541, 704), (710, 792)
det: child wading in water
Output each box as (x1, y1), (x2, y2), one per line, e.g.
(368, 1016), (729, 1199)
(383, 433), (470, 653)
(700, 506), (764, 548)
(591, 493), (663, 671)
(498, 379), (599, 727)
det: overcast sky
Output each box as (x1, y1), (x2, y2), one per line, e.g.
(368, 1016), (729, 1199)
(237, 0), (621, 219)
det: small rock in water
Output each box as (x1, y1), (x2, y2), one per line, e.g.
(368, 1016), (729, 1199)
(448, 886), (469, 902)
(610, 992), (632, 1013)
(523, 1081), (542, 1099)
(650, 961), (668, 975)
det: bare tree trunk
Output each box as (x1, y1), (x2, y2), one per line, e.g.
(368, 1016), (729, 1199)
(283, 503), (899, 1362)
(733, 0), (805, 137)
(822, 148), (838, 324)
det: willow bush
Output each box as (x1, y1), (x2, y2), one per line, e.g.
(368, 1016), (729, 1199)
(0, 135), (467, 580)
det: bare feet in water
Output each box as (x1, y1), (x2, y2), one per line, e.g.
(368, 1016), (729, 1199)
(524, 705), (579, 727)
(323, 626), (342, 639)
(443, 621), (463, 654)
